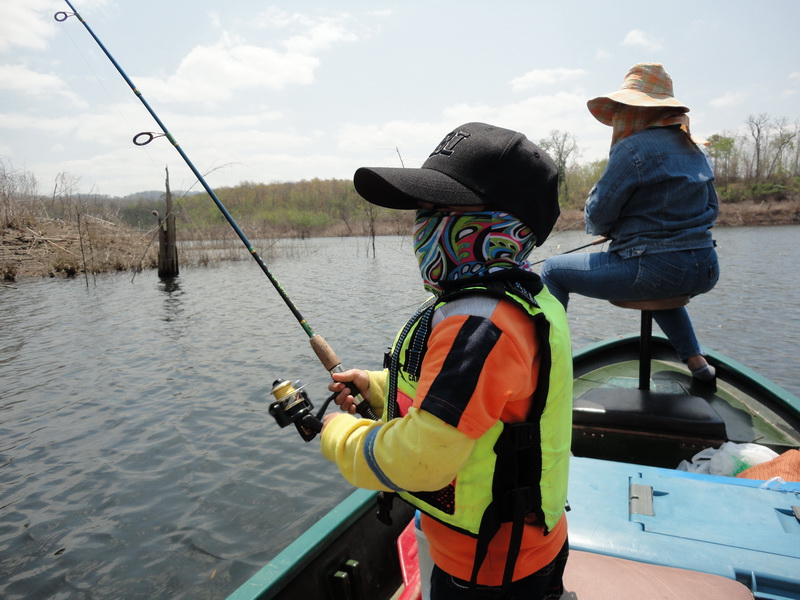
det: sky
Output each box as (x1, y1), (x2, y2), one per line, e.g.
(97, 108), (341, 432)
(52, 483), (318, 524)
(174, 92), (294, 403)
(3, 0), (800, 198)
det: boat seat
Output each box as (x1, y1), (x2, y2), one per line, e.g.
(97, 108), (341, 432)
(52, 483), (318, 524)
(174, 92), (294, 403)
(572, 386), (726, 439)
(561, 550), (754, 599)
(610, 296), (690, 390)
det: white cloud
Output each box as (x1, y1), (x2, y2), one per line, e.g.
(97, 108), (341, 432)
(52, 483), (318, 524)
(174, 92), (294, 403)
(284, 19), (358, 54)
(0, 64), (87, 106)
(0, 107), (128, 146)
(209, 10), (222, 29)
(0, 1), (56, 52)
(511, 68), (587, 91)
(249, 6), (356, 46)
(622, 29), (663, 51)
(0, 0), (112, 53)
(500, 91), (588, 120)
(250, 7), (304, 29)
(0, 113), (84, 154)
(133, 12), (358, 106)
(136, 36), (320, 104)
(709, 91), (748, 108)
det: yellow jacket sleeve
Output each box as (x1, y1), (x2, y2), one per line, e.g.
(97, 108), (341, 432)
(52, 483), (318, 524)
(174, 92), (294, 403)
(320, 407), (476, 492)
(365, 369), (388, 418)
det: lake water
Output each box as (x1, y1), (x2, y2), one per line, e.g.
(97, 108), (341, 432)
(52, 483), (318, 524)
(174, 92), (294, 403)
(1, 226), (798, 599)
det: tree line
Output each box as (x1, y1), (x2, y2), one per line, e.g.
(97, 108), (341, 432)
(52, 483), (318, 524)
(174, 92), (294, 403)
(118, 178), (411, 240)
(3, 113), (798, 240)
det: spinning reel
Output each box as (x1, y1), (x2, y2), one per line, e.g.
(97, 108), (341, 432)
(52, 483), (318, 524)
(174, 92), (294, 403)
(269, 379), (335, 442)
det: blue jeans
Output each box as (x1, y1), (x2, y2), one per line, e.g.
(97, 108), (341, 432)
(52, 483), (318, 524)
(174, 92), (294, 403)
(429, 539), (569, 600)
(540, 248), (719, 360)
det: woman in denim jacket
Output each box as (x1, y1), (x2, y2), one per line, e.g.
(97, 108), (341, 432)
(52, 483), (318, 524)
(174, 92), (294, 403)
(541, 63), (719, 380)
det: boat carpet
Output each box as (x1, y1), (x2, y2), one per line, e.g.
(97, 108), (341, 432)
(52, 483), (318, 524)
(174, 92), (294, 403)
(561, 550), (754, 599)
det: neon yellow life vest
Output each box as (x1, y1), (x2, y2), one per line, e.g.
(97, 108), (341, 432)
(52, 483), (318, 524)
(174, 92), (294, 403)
(382, 280), (572, 537)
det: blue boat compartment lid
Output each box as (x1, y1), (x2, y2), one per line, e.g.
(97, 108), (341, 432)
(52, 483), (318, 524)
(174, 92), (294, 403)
(631, 469), (800, 554)
(568, 457), (800, 588)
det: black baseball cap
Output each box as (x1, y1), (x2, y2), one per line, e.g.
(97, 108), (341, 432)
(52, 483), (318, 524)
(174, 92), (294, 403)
(353, 122), (560, 246)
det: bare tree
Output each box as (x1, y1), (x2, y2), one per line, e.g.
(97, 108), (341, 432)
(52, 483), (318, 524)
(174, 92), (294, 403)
(791, 121), (800, 177)
(765, 117), (797, 178)
(1, 158), (39, 229)
(538, 130), (581, 202)
(746, 113), (770, 181)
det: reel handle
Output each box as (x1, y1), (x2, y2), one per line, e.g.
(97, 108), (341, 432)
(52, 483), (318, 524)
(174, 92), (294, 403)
(296, 414), (323, 442)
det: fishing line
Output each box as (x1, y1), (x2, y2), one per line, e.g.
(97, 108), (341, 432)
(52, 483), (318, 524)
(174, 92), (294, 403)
(56, 1), (374, 419)
(56, 11), (165, 172)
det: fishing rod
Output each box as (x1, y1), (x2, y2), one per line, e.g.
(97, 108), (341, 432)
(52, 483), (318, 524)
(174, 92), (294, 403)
(531, 236), (608, 265)
(55, 1), (374, 430)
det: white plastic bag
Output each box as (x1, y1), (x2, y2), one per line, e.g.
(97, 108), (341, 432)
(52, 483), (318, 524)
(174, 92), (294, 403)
(678, 447), (716, 474)
(677, 442), (779, 476)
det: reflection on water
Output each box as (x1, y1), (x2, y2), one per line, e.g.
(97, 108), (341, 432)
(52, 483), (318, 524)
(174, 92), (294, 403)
(0, 228), (798, 599)
(159, 277), (186, 330)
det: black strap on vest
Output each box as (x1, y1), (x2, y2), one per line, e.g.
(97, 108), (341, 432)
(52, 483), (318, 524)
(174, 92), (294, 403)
(385, 296), (436, 421)
(468, 422), (538, 597)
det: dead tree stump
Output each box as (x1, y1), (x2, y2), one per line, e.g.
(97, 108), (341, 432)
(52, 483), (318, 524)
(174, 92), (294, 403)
(157, 166), (179, 278)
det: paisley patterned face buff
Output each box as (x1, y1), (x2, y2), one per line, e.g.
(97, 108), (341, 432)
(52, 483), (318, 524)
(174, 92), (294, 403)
(413, 210), (537, 294)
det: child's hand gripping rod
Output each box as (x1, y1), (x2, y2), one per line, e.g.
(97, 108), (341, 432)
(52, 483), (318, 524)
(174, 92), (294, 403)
(309, 335), (375, 418)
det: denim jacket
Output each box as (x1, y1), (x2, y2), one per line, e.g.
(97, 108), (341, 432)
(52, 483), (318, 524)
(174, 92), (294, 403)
(585, 126), (719, 258)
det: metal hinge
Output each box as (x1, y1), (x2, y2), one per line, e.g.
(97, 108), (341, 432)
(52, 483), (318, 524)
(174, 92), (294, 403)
(630, 483), (654, 516)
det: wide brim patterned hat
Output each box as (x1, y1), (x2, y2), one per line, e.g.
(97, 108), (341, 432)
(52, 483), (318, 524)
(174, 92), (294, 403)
(587, 63), (689, 126)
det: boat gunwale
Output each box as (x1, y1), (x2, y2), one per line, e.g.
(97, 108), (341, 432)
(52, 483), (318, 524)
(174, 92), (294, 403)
(226, 488), (379, 600)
